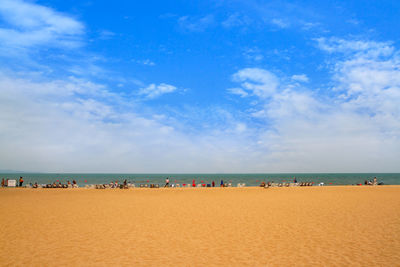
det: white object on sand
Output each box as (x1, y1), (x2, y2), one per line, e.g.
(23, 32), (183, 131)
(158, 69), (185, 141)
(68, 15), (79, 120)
(7, 180), (16, 187)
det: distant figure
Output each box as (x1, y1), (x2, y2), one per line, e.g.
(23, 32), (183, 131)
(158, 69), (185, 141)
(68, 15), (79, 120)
(260, 181), (266, 187)
(373, 177), (377, 185)
(220, 180), (224, 187)
(124, 179), (127, 186)
(212, 181), (215, 187)
(67, 180), (71, 186)
(293, 177), (297, 183)
(19, 177), (24, 187)
(1, 178), (4, 187)
(72, 180), (77, 185)
(165, 177), (170, 187)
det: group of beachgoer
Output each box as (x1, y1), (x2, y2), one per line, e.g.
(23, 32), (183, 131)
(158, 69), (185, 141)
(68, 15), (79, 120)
(259, 177), (304, 188)
(364, 177), (379, 185)
(1, 177), (24, 187)
(1, 176), (384, 188)
(259, 180), (314, 188)
(161, 178), (230, 188)
(32, 179), (78, 188)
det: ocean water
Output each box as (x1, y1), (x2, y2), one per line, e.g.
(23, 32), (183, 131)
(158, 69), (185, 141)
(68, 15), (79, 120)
(1, 173), (399, 186)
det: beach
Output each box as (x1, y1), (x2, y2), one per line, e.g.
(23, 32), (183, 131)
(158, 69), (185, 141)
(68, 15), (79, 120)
(1, 186), (399, 266)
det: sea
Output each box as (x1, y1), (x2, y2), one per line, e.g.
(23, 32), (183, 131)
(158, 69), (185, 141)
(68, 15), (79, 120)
(1, 173), (399, 186)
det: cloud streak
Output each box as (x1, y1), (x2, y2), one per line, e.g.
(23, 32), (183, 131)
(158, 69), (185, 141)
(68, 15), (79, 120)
(139, 83), (178, 99)
(0, 0), (84, 53)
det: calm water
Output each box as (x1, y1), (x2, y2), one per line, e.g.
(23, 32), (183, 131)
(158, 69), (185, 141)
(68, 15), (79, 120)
(1, 173), (399, 186)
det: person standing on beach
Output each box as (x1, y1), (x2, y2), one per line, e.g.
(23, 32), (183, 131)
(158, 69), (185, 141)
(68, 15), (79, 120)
(1, 178), (4, 187)
(220, 180), (224, 187)
(165, 177), (170, 187)
(212, 181), (215, 187)
(19, 177), (24, 187)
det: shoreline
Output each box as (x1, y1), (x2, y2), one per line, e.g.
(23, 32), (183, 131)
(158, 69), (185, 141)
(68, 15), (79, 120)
(2, 184), (400, 190)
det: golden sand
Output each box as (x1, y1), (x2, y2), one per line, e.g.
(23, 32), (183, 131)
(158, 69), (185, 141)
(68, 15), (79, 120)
(1, 186), (400, 266)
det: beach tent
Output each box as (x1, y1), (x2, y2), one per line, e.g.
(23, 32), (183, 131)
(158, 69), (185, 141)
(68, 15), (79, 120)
(7, 180), (16, 187)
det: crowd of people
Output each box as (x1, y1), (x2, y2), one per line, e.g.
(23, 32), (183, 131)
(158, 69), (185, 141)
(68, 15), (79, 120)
(364, 177), (380, 185)
(1, 177), (24, 187)
(1, 176), (384, 188)
(259, 180), (314, 188)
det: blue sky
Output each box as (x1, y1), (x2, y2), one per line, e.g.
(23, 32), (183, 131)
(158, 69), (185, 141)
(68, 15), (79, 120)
(0, 0), (399, 172)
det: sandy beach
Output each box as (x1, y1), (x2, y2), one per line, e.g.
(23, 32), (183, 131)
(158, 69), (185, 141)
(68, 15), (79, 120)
(1, 186), (400, 266)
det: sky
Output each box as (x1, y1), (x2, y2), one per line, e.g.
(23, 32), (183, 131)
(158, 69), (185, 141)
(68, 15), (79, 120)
(0, 0), (399, 173)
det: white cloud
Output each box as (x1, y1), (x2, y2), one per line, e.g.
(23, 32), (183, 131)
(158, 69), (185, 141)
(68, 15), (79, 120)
(227, 87), (248, 97)
(228, 38), (400, 172)
(243, 47), (264, 61)
(138, 83), (177, 99)
(0, 71), (265, 172)
(232, 68), (279, 98)
(142, 59), (155, 66)
(291, 74), (309, 83)
(134, 59), (155, 66)
(316, 37), (393, 58)
(0, 1), (399, 173)
(235, 123), (247, 133)
(0, 0), (84, 52)
(0, 0), (265, 173)
(301, 21), (320, 31)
